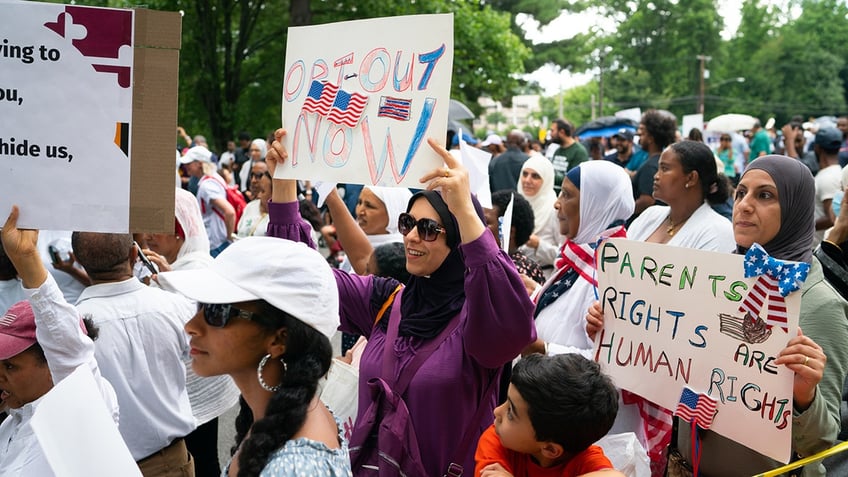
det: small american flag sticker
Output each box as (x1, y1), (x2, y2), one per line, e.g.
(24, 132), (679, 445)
(377, 96), (412, 121)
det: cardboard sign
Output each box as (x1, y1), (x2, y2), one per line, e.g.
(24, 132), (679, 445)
(280, 14), (454, 187)
(595, 238), (802, 463)
(0, 1), (179, 233)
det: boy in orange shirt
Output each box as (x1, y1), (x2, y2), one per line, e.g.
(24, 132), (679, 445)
(475, 354), (625, 477)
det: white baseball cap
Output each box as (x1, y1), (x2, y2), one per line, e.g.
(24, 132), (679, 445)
(157, 237), (340, 338)
(179, 145), (213, 165)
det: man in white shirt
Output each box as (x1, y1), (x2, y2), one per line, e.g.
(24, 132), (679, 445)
(814, 127), (844, 247)
(0, 207), (119, 477)
(181, 145), (236, 257)
(72, 231), (197, 477)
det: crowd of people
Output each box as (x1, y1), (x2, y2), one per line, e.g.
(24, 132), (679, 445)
(2, 108), (848, 477)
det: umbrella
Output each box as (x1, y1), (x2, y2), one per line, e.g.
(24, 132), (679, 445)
(705, 113), (758, 132)
(575, 116), (638, 139)
(449, 99), (475, 121)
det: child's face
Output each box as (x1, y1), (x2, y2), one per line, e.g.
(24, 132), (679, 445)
(493, 384), (541, 455)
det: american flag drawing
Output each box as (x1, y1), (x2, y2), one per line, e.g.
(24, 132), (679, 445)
(739, 272), (788, 331)
(327, 89), (369, 128)
(738, 243), (809, 333)
(675, 387), (718, 430)
(302, 81), (339, 117)
(377, 96), (412, 121)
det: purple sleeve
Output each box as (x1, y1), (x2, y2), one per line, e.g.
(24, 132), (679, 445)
(267, 200), (317, 247)
(460, 231), (536, 368)
(269, 200), (401, 337)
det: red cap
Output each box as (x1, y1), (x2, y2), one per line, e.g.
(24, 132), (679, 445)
(0, 301), (37, 360)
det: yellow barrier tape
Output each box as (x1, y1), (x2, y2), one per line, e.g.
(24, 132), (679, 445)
(752, 440), (848, 477)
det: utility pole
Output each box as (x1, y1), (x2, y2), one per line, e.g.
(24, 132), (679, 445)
(598, 49), (606, 117)
(697, 54), (711, 115)
(557, 76), (564, 119)
(590, 94), (596, 120)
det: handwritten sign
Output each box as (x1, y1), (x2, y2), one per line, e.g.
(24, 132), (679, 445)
(595, 238), (801, 463)
(280, 14), (454, 187)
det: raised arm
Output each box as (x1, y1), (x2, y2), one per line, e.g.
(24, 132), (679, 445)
(265, 128), (317, 247)
(1, 206), (93, 383)
(324, 188), (373, 275)
(267, 128), (298, 204)
(418, 140), (535, 366)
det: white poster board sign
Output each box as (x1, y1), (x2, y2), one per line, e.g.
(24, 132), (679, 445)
(595, 238), (802, 463)
(31, 366), (141, 477)
(280, 14), (454, 188)
(682, 113), (704, 138)
(0, 1), (134, 232)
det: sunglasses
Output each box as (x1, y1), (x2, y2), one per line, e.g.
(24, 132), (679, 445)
(198, 303), (259, 328)
(250, 172), (271, 180)
(397, 212), (446, 242)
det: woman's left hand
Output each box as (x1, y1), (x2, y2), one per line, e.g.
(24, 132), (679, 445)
(419, 138), (485, 244)
(774, 328), (825, 412)
(419, 138), (471, 214)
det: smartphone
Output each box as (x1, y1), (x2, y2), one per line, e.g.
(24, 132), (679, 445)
(48, 245), (62, 264)
(134, 241), (159, 275)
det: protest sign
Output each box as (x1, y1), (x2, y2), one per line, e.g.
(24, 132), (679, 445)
(595, 238), (804, 463)
(31, 366), (141, 477)
(0, 1), (179, 232)
(280, 14), (454, 188)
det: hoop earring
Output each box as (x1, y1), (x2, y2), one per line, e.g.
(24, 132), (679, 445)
(257, 353), (286, 392)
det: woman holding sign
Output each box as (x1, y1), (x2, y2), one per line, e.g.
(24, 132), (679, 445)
(589, 155), (848, 476)
(265, 128), (535, 477)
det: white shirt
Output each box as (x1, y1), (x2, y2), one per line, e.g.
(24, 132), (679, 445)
(75, 278), (196, 460)
(236, 199), (269, 238)
(814, 164), (842, 248)
(518, 210), (564, 269)
(197, 173), (229, 249)
(36, 231), (86, 304)
(0, 275), (119, 477)
(627, 202), (736, 253)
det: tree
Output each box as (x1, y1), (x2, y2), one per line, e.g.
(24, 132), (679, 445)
(595, 0), (724, 118)
(170, 0), (530, 149)
(485, 0), (594, 74)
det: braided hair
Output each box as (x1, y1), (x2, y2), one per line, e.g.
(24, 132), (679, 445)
(231, 301), (333, 477)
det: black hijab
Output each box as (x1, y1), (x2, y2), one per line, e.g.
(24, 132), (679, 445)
(737, 155), (815, 263)
(397, 190), (485, 338)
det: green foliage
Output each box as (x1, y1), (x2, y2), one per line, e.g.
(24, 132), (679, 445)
(535, 81), (601, 127)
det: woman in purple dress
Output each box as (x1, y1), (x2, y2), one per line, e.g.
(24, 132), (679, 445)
(265, 129), (536, 476)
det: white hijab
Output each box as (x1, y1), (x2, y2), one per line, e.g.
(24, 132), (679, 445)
(573, 161), (635, 244)
(238, 139), (268, 191)
(173, 188), (213, 270)
(364, 185), (413, 240)
(517, 155), (558, 235)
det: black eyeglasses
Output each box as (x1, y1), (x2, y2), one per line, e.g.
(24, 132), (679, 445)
(397, 212), (446, 242)
(250, 172), (271, 180)
(198, 303), (258, 328)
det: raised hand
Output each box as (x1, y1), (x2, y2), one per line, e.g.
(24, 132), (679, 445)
(418, 138), (485, 244)
(1, 206), (47, 288)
